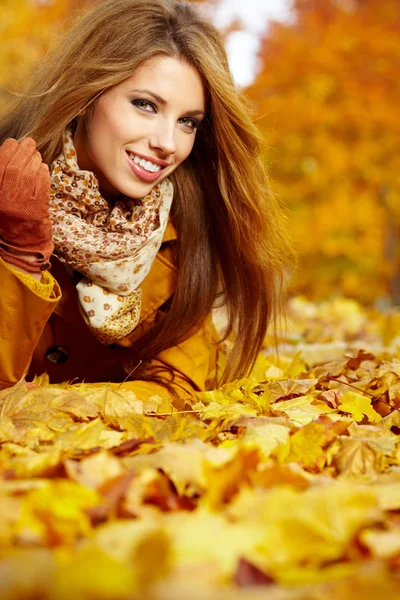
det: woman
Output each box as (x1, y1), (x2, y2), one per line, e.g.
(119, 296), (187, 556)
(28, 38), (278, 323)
(0, 0), (292, 404)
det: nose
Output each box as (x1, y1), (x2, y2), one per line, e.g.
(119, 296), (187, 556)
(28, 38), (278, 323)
(149, 120), (176, 156)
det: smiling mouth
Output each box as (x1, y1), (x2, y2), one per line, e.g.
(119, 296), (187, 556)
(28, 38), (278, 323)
(126, 151), (169, 183)
(126, 151), (166, 173)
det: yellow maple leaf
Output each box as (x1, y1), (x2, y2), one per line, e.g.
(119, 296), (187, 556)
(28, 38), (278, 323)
(77, 386), (143, 427)
(92, 519), (170, 591)
(275, 422), (331, 470)
(163, 508), (264, 578)
(123, 439), (206, 497)
(64, 450), (125, 489)
(197, 401), (258, 423)
(338, 392), (382, 423)
(204, 444), (259, 509)
(241, 423), (290, 461)
(272, 394), (333, 425)
(17, 480), (99, 545)
(332, 437), (380, 479)
(54, 544), (135, 598)
(256, 483), (380, 572)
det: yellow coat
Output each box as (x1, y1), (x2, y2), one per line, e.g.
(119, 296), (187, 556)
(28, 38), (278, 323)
(0, 223), (218, 402)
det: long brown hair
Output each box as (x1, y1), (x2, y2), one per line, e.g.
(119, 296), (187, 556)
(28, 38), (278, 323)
(0, 0), (293, 384)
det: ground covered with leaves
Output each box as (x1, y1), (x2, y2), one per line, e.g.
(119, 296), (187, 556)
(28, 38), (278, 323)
(2, 297), (400, 599)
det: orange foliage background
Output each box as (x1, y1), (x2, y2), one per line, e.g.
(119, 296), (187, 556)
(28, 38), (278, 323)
(247, 0), (400, 304)
(1, 0), (399, 305)
(0, 0), (93, 108)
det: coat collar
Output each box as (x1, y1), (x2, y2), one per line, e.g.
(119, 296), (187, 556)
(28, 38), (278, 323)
(162, 220), (178, 242)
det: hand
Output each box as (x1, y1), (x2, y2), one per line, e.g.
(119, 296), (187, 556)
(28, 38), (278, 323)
(0, 137), (53, 273)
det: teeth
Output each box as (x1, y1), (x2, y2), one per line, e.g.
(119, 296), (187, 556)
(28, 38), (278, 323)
(128, 152), (161, 173)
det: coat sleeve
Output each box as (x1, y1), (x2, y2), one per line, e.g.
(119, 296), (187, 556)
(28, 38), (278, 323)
(84, 316), (220, 409)
(126, 316), (219, 406)
(0, 258), (61, 389)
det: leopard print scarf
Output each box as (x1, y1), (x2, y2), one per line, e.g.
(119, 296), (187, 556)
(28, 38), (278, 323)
(49, 129), (173, 345)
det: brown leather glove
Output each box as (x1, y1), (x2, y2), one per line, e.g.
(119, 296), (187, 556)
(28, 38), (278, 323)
(0, 137), (53, 273)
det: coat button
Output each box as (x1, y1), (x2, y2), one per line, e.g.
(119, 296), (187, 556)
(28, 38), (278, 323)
(45, 345), (69, 364)
(39, 261), (51, 271)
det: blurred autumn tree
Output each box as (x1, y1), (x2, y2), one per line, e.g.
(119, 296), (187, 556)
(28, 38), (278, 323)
(0, 0), (97, 114)
(247, 0), (400, 304)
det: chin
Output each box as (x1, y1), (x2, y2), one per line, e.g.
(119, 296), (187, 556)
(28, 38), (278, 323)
(127, 184), (156, 199)
(107, 180), (152, 200)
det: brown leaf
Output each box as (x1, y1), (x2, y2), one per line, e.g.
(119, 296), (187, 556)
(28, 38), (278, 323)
(346, 350), (377, 372)
(333, 438), (380, 479)
(111, 436), (156, 457)
(235, 558), (274, 586)
(320, 388), (343, 409)
(87, 472), (135, 524)
(143, 471), (196, 512)
(64, 450), (125, 489)
(267, 378), (319, 403)
(56, 392), (99, 420)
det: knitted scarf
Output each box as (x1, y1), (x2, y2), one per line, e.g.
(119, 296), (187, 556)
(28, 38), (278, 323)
(49, 129), (173, 345)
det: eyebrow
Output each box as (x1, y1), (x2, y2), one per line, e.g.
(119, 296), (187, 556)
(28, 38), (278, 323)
(132, 88), (205, 117)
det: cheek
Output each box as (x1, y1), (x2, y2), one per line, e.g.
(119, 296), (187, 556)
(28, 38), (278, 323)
(88, 117), (124, 166)
(90, 102), (125, 143)
(86, 115), (109, 156)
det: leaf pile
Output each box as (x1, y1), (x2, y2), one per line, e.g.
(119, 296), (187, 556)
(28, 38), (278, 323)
(2, 303), (400, 598)
(281, 296), (400, 365)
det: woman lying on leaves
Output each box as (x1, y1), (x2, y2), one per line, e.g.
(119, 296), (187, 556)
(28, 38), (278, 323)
(0, 0), (292, 405)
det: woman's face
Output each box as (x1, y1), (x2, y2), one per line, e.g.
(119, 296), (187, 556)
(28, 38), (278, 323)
(74, 56), (206, 200)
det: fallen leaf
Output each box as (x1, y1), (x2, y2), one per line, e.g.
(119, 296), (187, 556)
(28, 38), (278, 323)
(235, 557), (274, 586)
(338, 392), (382, 423)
